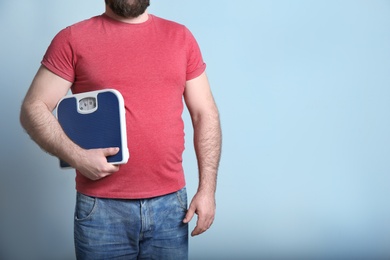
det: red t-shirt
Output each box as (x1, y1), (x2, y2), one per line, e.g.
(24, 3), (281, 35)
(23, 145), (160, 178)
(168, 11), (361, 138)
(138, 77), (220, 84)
(42, 14), (206, 199)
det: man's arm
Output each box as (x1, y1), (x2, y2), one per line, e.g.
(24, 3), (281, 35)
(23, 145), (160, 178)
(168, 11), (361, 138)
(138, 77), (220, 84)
(182, 71), (222, 236)
(20, 65), (120, 180)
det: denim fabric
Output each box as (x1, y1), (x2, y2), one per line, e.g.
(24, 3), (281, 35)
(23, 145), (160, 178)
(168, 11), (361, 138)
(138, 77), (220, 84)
(74, 188), (188, 260)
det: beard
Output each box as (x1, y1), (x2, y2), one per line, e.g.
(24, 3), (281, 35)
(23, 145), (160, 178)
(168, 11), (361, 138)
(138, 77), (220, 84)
(105, 0), (150, 18)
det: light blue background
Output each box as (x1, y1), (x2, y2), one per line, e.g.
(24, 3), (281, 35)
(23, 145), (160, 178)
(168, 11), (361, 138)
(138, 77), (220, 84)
(1, 0), (390, 259)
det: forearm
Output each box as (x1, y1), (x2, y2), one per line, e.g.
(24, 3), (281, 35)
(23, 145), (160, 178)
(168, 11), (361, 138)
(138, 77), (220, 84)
(20, 99), (82, 166)
(192, 109), (222, 194)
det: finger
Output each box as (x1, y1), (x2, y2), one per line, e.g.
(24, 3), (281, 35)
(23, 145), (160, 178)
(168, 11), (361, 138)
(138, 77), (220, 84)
(183, 206), (196, 224)
(103, 147), (120, 157)
(94, 165), (120, 180)
(191, 225), (206, 237)
(104, 157), (121, 172)
(97, 157), (120, 177)
(191, 218), (208, 236)
(105, 164), (120, 173)
(191, 214), (215, 236)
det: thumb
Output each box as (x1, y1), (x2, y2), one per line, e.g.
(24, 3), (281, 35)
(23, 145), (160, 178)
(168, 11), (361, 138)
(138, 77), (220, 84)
(183, 204), (196, 224)
(103, 147), (120, 157)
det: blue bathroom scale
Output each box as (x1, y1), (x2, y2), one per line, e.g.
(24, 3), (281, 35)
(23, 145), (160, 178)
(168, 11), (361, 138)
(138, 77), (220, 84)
(56, 89), (129, 168)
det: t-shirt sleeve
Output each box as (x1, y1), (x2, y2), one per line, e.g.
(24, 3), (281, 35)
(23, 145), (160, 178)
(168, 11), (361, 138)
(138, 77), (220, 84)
(41, 27), (76, 83)
(184, 27), (206, 81)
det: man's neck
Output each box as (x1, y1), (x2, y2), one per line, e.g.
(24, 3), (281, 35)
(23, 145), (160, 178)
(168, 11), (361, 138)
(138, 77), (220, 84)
(104, 7), (149, 24)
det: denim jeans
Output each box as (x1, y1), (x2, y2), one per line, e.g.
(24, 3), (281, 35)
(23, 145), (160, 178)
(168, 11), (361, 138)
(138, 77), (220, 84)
(74, 188), (188, 259)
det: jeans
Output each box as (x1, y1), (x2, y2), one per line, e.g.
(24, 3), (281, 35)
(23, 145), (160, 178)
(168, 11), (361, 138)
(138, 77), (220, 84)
(74, 188), (188, 260)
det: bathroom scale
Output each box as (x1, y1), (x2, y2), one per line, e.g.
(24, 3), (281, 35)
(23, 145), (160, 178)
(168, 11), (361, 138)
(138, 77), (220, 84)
(56, 89), (129, 168)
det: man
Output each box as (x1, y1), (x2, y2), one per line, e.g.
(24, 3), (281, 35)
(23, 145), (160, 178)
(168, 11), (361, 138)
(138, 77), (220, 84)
(20, 0), (221, 259)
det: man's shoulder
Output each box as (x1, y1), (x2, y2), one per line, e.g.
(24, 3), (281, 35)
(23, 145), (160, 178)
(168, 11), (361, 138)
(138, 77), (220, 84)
(151, 14), (186, 30)
(67, 15), (103, 30)
(55, 15), (104, 41)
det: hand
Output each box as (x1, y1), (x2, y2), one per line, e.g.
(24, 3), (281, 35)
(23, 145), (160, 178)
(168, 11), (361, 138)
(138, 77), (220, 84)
(73, 147), (120, 181)
(183, 190), (216, 236)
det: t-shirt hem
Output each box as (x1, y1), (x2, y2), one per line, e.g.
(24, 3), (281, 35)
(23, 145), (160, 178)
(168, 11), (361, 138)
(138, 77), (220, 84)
(186, 63), (206, 81)
(41, 61), (74, 83)
(76, 182), (186, 199)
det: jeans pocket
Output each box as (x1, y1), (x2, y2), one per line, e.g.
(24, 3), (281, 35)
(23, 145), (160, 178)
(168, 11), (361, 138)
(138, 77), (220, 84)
(75, 192), (98, 221)
(175, 187), (188, 212)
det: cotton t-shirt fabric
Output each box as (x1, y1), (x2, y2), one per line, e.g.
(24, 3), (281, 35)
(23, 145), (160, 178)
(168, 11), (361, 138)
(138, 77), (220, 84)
(42, 14), (206, 199)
